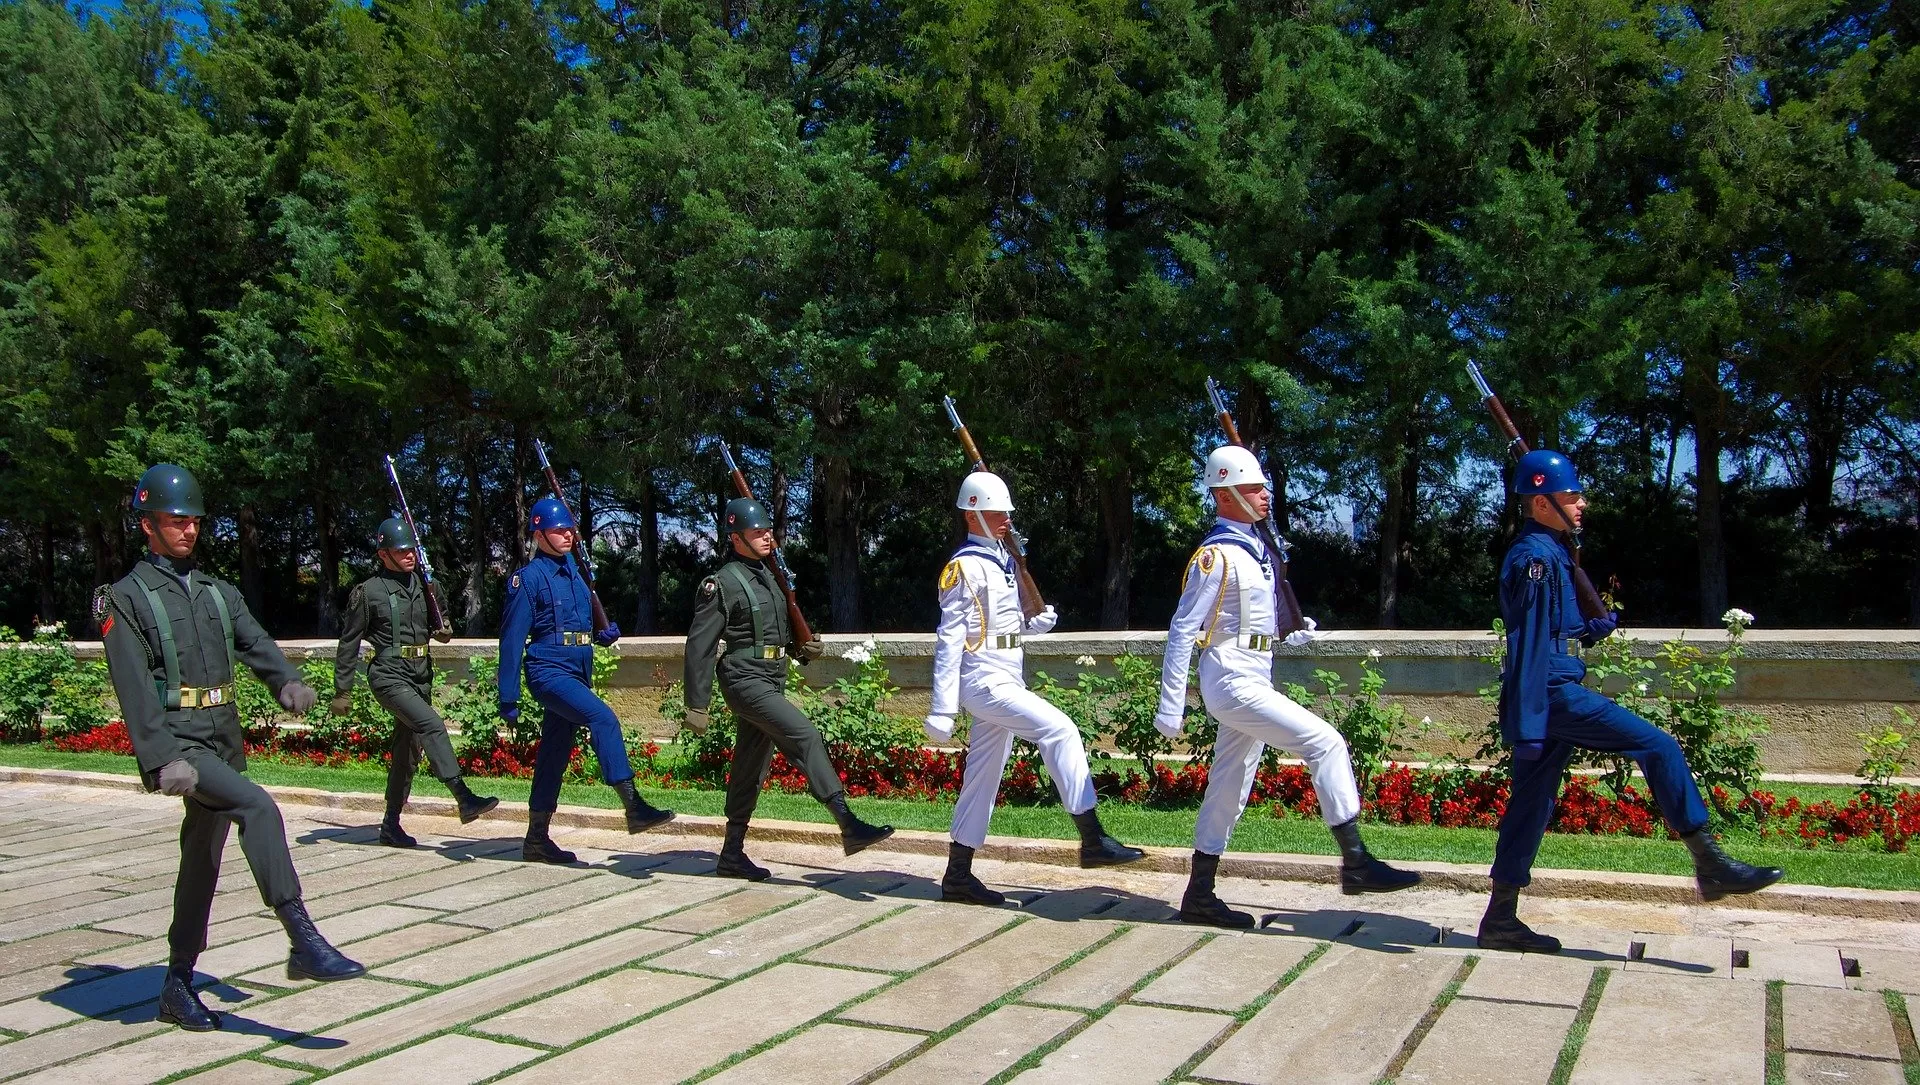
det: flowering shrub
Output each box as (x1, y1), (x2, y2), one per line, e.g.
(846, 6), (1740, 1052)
(49, 718), (134, 754)
(0, 625), (112, 741)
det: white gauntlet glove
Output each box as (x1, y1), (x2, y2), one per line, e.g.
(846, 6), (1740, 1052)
(1023, 605), (1058, 635)
(1153, 711), (1185, 739)
(1283, 616), (1320, 648)
(924, 714), (956, 742)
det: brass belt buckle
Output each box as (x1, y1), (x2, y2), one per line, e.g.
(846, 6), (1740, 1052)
(560, 632), (592, 646)
(757, 646), (787, 660)
(991, 634), (1022, 650)
(398, 644), (428, 659)
(180, 684), (234, 709)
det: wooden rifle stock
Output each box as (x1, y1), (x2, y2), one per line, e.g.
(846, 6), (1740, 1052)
(1464, 363), (1610, 621)
(382, 455), (452, 642)
(942, 396), (1046, 621)
(716, 440), (819, 654)
(1203, 378), (1309, 634)
(531, 438), (611, 634)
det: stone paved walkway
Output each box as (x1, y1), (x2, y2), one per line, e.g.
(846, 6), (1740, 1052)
(3, 780), (1919, 1084)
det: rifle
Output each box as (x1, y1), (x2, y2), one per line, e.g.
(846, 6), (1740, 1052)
(942, 396), (1046, 621)
(716, 439), (822, 660)
(1466, 362), (1610, 620)
(382, 455), (452, 642)
(531, 438), (611, 634)
(1204, 378), (1310, 634)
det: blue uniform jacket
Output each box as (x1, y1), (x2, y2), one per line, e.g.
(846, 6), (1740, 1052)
(1498, 521), (1615, 748)
(497, 550), (596, 705)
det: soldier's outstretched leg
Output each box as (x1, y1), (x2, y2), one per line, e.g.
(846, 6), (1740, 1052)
(534, 672), (673, 834)
(728, 684), (892, 857)
(967, 681), (1141, 867)
(185, 751), (364, 982)
(379, 683), (499, 834)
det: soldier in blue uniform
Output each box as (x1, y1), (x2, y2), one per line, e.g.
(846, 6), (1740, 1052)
(499, 496), (673, 863)
(1480, 450), (1783, 953)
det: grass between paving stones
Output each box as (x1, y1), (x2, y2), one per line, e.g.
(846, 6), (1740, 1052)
(1886, 990), (1920, 1085)
(1766, 980), (1786, 1085)
(1381, 955), (1479, 1082)
(11, 745), (1920, 891)
(1547, 967), (1610, 1085)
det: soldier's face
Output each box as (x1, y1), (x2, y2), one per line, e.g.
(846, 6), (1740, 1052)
(732, 528), (774, 558)
(1532, 492), (1587, 529)
(972, 511), (1011, 539)
(1213, 484), (1270, 522)
(380, 547), (419, 573)
(535, 527), (576, 556)
(141, 512), (200, 559)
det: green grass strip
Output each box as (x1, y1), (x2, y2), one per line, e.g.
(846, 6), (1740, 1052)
(1766, 980), (1786, 1085)
(1885, 990), (1920, 1085)
(1547, 967), (1610, 1085)
(1383, 955), (1479, 1080)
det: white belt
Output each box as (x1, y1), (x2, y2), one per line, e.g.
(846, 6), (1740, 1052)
(1232, 633), (1274, 652)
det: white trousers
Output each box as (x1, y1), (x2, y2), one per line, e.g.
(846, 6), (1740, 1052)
(1193, 650), (1362, 855)
(950, 674), (1096, 849)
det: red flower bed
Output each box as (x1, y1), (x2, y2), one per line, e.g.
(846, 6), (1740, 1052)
(49, 719), (134, 755)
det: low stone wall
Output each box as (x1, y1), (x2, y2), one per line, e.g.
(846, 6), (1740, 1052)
(62, 628), (1920, 774)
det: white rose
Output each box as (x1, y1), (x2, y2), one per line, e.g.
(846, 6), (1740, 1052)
(1075, 655), (1097, 667)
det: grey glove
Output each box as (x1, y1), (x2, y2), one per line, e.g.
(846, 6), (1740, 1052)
(684, 707), (710, 735)
(278, 681), (318, 714)
(329, 693), (353, 716)
(157, 758), (199, 797)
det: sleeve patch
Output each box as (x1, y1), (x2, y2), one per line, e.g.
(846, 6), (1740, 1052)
(510, 574), (521, 590)
(1527, 559), (1546, 581)
(939, 560), (964, 592)
(100, 612), (113, 637)
(1197, 548), (1216, 574)
(701, 578), (717, 597)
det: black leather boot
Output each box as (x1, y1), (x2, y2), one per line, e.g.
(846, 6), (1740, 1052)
(1681, 829), (1784, 901)
(156, 960), (218, 1031)
(275, 900), (366, 982)
(1179, 851), (1254, 929)
(714, 823), (770, 881)
(444, 776), (500, 824)
(377, 814), (417, 849)
(940, 842), (1006, 906)
(1070, 808), (1145, 868)
(1476, 882), (1562, 953)
(1330, 817), (1420, 894)
(825, 793), (894, 856)
(612, 777), (675, 833)
(522, 811), (578, 864)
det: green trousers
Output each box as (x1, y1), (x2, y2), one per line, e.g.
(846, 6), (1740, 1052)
(372, 677), (461, 815)
(718, 661), (843, 828)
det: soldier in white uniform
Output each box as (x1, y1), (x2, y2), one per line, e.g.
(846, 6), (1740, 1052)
(1156, 446), (1420, 927)
(926, 471), (1145, 905)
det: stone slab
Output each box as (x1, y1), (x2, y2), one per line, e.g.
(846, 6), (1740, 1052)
(172, 1060), (310, 1085)
(443, 872), (633, 930)
(644, 886), (805, 934)
(276, 926), (689, 1069)
(1784, 1053), (1904, 1085)
(0, 929), (138, 976)
(0, 963), (111, 1008)
(1133, 933), (1319, 1012)
(1399, 996), (1578, 1085)
(0, 874), (122, 909)
(1847, 947), (1920, 995)
(701, 1022), (923, 1085)
(803, 902), (1017, 973)
(497, 963), (888, 1084)
(0, 1016), (169, 1078)
(1783, 986), (1901, 1061)
(843, 919), (1110, 1033)
(872, 1004), (1084, 1085)
(477, 968), (717, 1047)
(239, 977), (422, 1035)
(1014, 1003), (1229, 1084)
(6, 1021), (269, 1084)
(1738, 941), (1846, 987)
(0, 886), (176, 941)
(0, 888), (127, 924)
(303, 860), (517, 919)
(376, 887), (681, 985)
(1625, 935), (1733, 978)
(322, 1033), (543, 1084)
(1023, 925), (1202, 1010)
(1456, 955), (1599, 1008)
(646, 894), (890, 979)
(1196, 946), (1458, 1085)
(1570, 970), (1765, 1084)
(233, 918), (480, 989)
(392, 863), (580, 911)
(198, 905), (438, 980)
(88, 916), (285, 972)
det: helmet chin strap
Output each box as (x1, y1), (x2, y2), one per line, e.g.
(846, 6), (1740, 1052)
(1220, 486), (1264, 524)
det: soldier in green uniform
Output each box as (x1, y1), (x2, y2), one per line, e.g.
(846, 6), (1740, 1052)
(333, 517), (499, 848)
(98, 465), (365, 1034)
(683, 498), (894, 879)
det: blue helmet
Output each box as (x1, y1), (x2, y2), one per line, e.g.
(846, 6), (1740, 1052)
(528, 496), (576, 532)
(1513, 450), (1581, 495)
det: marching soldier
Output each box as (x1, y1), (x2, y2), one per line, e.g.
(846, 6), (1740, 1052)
(1478, 451), (1782, 953)
(926, 472), (1144, 906)
(333, 517), (499, 847)
(499, 496), (673, 863)
(683, 498), (894, 879)
(99, 465), (364, 1033)
(1156, 447), (1419, 929)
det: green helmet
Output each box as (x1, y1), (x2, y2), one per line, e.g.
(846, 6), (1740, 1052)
(723, 498), (773, 534)
(376, 516), (417, 550)
(131, 464), (206, 517)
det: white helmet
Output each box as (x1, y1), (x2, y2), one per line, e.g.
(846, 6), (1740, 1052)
(956, 471), (1015, 512)
(1204, 445), (1269, 489)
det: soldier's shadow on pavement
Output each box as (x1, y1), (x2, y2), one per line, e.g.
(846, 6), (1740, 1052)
(34, 966), (342, 1047)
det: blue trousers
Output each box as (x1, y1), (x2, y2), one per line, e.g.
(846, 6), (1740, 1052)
(1491, 680), (1710, 887)
(526, 663), (634, 813)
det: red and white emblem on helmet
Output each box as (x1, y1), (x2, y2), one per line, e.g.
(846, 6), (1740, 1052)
(137, 489), (148, 502)
(967, 495), (978, 507)
(1532, 474), (1546, 488)
(532, 515), (542, 527)
(727, 514), (736, 525)
(1217, 468), (1228, 479)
